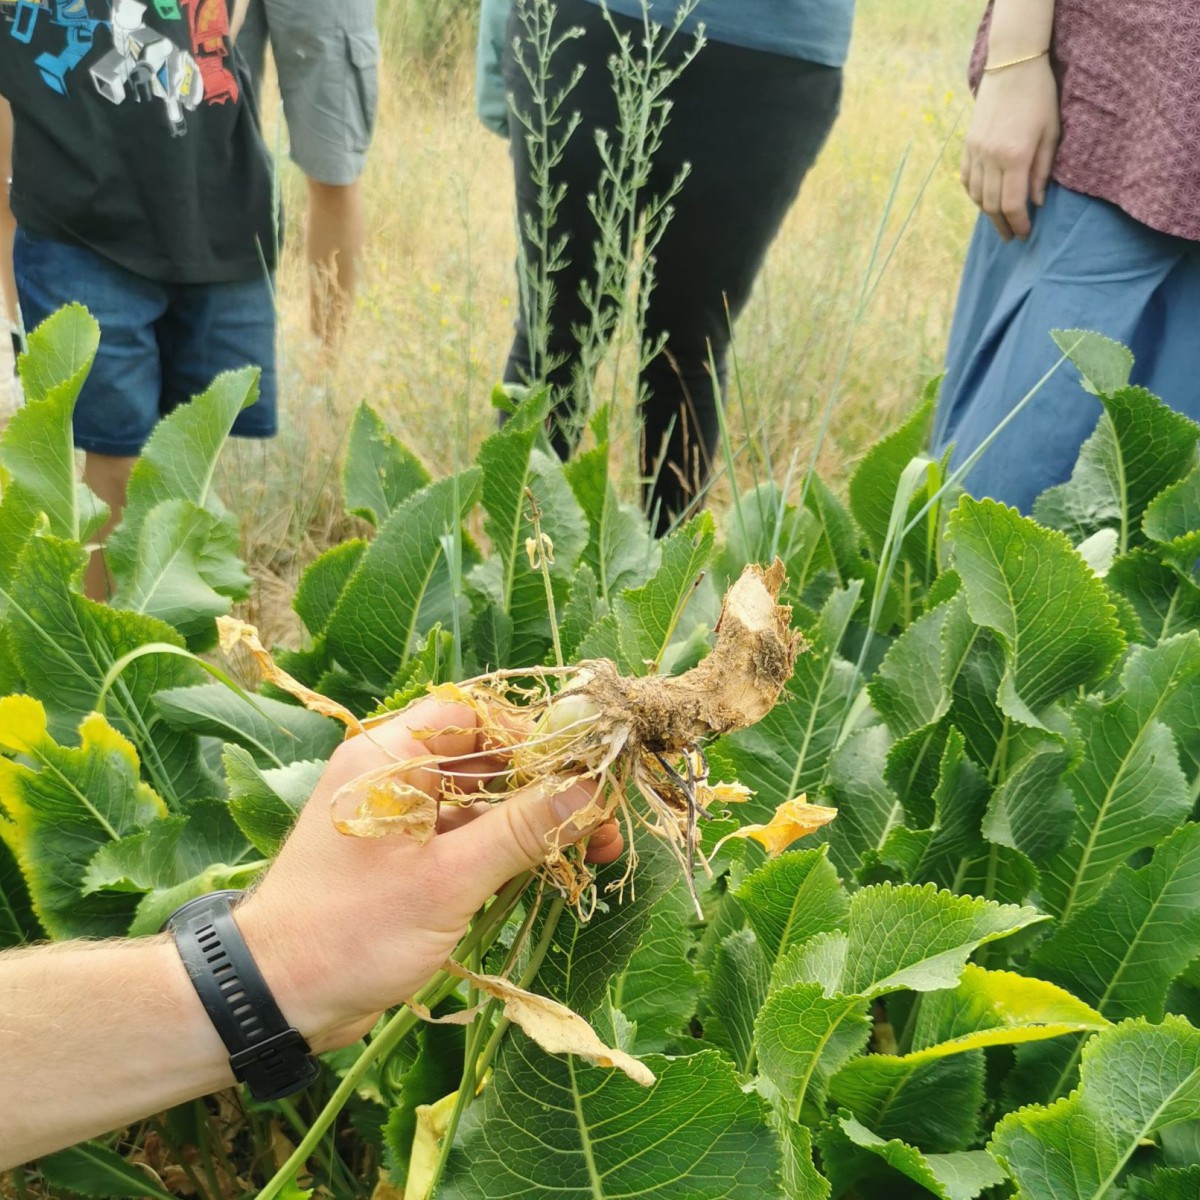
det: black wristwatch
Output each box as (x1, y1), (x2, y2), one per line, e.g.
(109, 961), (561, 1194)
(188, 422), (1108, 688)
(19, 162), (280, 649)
(166, 890), (322, 1102)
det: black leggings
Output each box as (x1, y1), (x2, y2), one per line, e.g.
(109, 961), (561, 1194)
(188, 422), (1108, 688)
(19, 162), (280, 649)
(502, 0), (842, 533)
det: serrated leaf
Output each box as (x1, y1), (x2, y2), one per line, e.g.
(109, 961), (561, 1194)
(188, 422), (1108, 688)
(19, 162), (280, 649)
(342, 402), (431, 526)
(556, 563), (602, 662)
(294, 539), (367, 638)
(705, 927), (770, 1072)
(223, 746), (323, 855)
(1131, 1165), (1200, 1199)
(38, 1141), (175, 1200)
(1032, 385), (1199, 548)
(154, 684), (341, 768)
(0, 831), (40, 947)
(823, 1114), (1006, 1200)
(990, 1016), (1200, 1200)
(469, 595), (514, 673)
(0, 696), (164, 938)
(983, 742), (1075, 863)
(870, 593), (957, 739)
(823, 724), (905, 879)
(1039, 634), (1200, 919)
(1108, 550), (1200, 647)
(948, 497), (1125, 727)
(326, 472), (481, 686)
(781, 1124), (830, 1200)
(1052, 328), (1134, 396)
(439, 1047), (781, 1198)
(1143, 462), (1200, 563)
(712, 582), (862, 824)
(803, 473), (867, 588)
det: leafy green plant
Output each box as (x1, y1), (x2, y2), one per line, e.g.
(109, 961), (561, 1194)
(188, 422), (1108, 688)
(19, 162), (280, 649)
(6, 309), (1200, 1200)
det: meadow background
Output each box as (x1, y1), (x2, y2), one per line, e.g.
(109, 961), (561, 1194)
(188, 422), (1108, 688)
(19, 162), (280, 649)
(224, 0), (982, 644)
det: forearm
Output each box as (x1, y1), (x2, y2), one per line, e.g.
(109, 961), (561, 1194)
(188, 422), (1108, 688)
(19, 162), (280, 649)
(0, 937), (231, 1170)
(986, 0), (1055, 61)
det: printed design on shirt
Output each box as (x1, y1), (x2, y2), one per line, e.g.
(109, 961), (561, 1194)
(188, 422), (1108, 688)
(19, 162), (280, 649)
(2, 0), (237, 135)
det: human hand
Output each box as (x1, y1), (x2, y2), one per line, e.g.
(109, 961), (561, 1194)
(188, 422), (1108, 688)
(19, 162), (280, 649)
(236, 697), (623, 1051)
(961, 57), (1060, 241)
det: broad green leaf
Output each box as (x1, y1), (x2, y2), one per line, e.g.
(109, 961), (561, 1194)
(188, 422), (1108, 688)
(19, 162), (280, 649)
(780, 884), (1044, 999)
(293, 539), (367, 638)
(4, 535), (206, 804)
(781, 1124), (830, 1200)
(0, 835), (39, 947)
(1131, 1166), (1200, 1199)
(1033, 822), (1200, 1028)
(822, 1115), (1006, 1200)
(106, 367), (258, 579)
(223, 747), (323, 855)
(705, 927), (770, 1072)
(983, 743), (1075, 863)
(1032, 386), (1199, 550)
(1108, 550), (1200, 647)
(755, 983), (872, 1113)
(374, 626), (456, 713)
(829, 1052), (985, 1153)
(440, 1047), (781, 1198)
(990, 1016), (1200, 1200)
(564, 426), (659, 602)
(803, 473), (867, 588)
(1144, 463), (1200, 563)
(556, 563), (602, 662)
(735, 846), (849, 966)
(0, 696), (164, 938)
(612, 511), (716, 674)
(848, 396), (934, 558)
(327, 471), (481, 685)
(712, 582), (861, 824)
(870, 593), (957, 739)
(612, 881), (698, 1054)
(154, 684), (341, 767)
(1039, 634), (1200, 919)
(112, 499), (249, 646)
(469, 594), (514, 673)
(342, 401), (430, 526)
(824, 724), (905, 879)
(37, 1141), (175, 1200)
(947, 497), (1125, 725)
(1051, 328), (1133, 396)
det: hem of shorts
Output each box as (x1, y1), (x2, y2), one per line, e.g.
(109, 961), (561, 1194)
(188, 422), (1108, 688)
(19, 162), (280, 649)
(288, 148), (370, 188)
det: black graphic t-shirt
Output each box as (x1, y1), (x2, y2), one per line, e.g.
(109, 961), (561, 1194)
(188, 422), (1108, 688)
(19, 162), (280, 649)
(0, 0), (275, 284)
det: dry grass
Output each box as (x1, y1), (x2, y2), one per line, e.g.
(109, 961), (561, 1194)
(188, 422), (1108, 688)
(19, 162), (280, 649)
(225, 0), (982, 630)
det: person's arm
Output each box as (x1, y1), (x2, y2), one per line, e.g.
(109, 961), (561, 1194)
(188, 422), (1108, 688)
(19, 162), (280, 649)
(0, 698), (620, 1170)
(961, 0), (1059, 241)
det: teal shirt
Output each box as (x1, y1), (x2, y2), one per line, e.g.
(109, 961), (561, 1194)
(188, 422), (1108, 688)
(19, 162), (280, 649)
(586, 0), (855, 68)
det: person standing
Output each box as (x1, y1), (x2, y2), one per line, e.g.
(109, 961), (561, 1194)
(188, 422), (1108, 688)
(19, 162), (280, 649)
(498, 0), (853, 534)
(237, 0), (379, 354)
(931, 0), (1200, 513)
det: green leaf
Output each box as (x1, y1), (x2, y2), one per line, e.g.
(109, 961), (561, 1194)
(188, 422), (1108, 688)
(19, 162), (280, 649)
(440, 1048), (781, 1198)
(779, 884), (1044, 999)
(469, 594), (514, 673)
(947, 496), (1125, 724)
(735, 846), (849, 967)
(223, 746), (322, 855)
(1131, 1166), (1200, 1199)
(342, 401), (430, 526)
(294, 539), (367, 638)
(781, 1124), (831, 1200)
(823, 1114), (1006, 1200)
(712, 582), (862, 823)
(803, 473), (867, 588)
(705, 927), (770, 1072)
(1033, 385), (1199, 549)
(0, 697), (164, 938)
(983, 743), (1075, 863)
(37, 1140), (175, 1200)
(0, 835), (39, 947)
(1051, 328), (1134, 396)
(1039, 634), (1200, 919)
(556, 563), (603, 662)
(1144, 463), (1200, 563)
(1108, 550), (1200, 647)
(990, 1016), (1200, 1200)
(848, 396), (934, 557)
(870, 593), (957, 739)
(612, 511), (716, 674)
(824, 724), (906, 879)
(154, 684), (340, 767)
(326, 472), (481, 686)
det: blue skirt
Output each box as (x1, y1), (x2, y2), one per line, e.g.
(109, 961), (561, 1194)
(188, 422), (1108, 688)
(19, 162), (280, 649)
(931, 183), (1200, 514)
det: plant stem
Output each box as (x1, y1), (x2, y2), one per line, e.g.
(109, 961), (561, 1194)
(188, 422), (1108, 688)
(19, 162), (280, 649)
(147, 1116), (210, 1200)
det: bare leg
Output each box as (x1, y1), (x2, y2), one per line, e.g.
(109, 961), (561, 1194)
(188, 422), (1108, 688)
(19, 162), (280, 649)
(82, 452), (137, 601)
(306, 177), (364, 353)
(0, 100), (19, 330)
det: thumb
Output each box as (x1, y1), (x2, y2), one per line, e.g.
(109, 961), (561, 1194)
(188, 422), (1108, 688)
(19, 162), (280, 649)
(438, 778), (602, 900)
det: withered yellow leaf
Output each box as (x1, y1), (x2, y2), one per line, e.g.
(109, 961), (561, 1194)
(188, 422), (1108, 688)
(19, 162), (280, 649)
(439, 962), (656, 1086)
(216, 615), (363, 735)
(403, 1090), (458, 1200)
(711, 794), (837, 859)
(330, 761), (438, 842)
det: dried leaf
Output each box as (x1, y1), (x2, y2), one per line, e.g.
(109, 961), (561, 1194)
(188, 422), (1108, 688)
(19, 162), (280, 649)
(441, 962), (656, 1086)
(710, 795), (837, 859)
(331, 761), (438, 841)
(403, 1091), (458, 1200)
(216, 615), (363, 734)
(698, 780), (753, 807)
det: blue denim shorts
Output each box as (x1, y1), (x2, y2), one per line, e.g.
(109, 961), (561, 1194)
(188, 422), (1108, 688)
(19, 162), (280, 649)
(13, 227), (278, 457)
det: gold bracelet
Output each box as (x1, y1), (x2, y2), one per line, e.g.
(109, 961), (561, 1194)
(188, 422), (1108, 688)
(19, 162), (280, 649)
(983, 48), (1050, 74)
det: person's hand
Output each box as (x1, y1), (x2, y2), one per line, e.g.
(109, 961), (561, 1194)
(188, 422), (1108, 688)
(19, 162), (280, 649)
(236, 697), (623, 1051)
(961, 57), (1060, 241)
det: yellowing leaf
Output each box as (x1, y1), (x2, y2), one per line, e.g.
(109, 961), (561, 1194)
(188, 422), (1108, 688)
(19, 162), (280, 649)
(437, 962), (656, 1086)
(330, 762), (438, 842)
(216, 615), (363, 734)
(711, 795), (837, 859)
(699, 780), (753, 806)
(404, 1090), (458, 1200)
(0, 693), (49, 755)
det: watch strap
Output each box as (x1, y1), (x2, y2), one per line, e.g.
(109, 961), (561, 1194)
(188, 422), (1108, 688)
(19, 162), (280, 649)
(168, 890), (321, 1102)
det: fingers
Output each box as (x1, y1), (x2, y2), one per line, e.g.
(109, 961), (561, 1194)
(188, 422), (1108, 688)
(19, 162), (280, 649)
(584, 821), (624, 864)
(1031, 129), (1058, 208)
